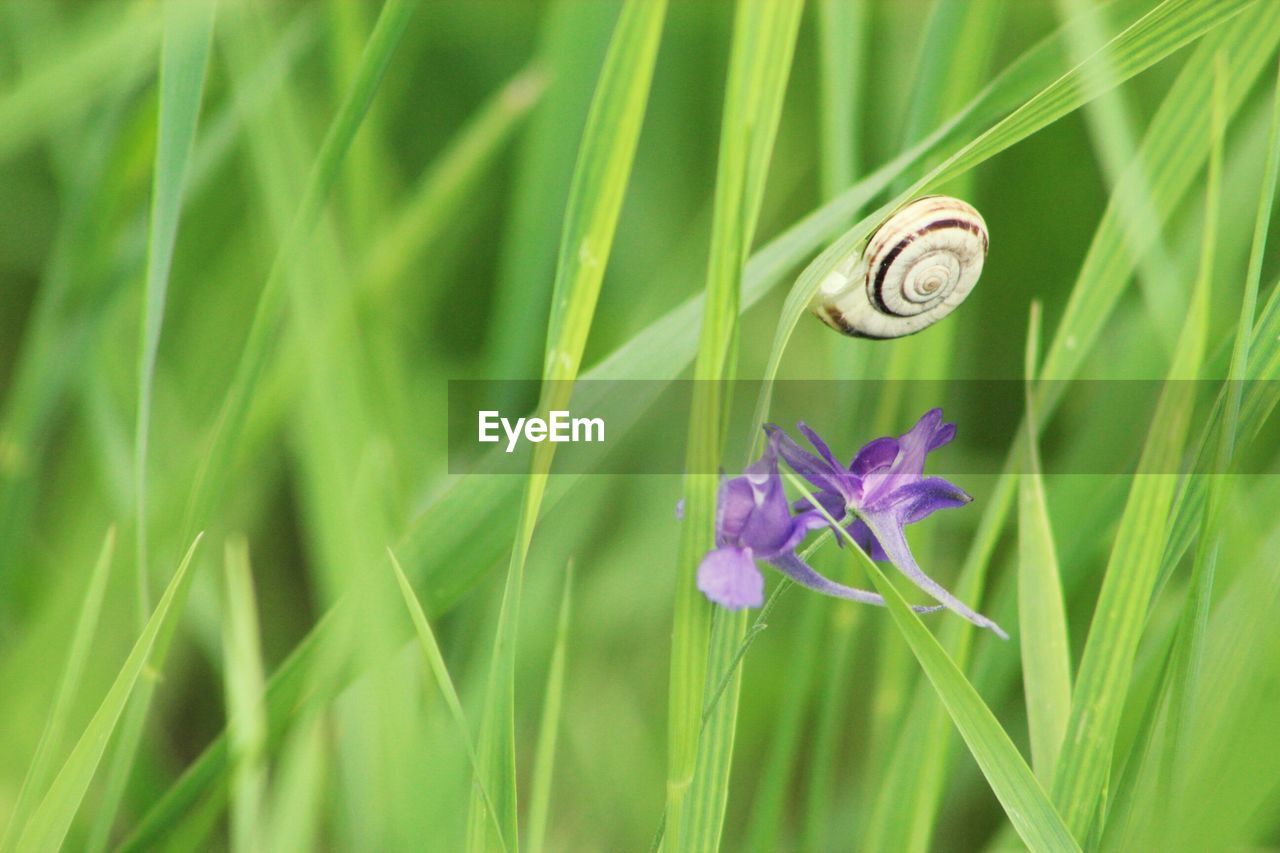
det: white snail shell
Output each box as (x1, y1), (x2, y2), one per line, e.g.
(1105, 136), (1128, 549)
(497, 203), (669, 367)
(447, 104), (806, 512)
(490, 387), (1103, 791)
(811, 195), (988, 339)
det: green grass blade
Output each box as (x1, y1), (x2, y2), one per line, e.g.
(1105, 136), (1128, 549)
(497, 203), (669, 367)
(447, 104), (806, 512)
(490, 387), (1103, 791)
(222, 537), (267, 853)
(485, 0), (622, 385)
(0, 2), (160, 163)
(0, 528), (116, 853)
(389, 550), (507, 852)
(668, 3), (804, 849)
(467, 4), (667, 848)
(1052, 0), (1183, 349)
(134, 0), (215, 621)
(815, 0), (865, 197)
(1049, 209), (1211, 842)
(859, 11), (1280, 846)
(15, 534), (203, 853)
(1155, 52), (1280, 832)
(264, 713), (328, 853)
(789, 473), (1081, 853)
(526, 563), (573, 853)
(179, 0), (418, 540)
(752, 0), (1257, 436)
(123, 4), (1274, 838)
(362, 65), (548, 296)
(1018, 302), (1072, 783)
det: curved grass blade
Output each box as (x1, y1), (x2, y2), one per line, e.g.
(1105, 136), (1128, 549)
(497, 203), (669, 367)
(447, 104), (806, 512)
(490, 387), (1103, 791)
(789, 473), (1081, 853)
(751, 0), (1258, 443)
(15, 534), (203, 853)
(0, 528), (116, 853)
(134, 0), (216, 624)
(467, 2), (667, 848)
(860, 8), (1280, 847)
(1018, 302), (1072, 783)
(178, 0), (419, 541)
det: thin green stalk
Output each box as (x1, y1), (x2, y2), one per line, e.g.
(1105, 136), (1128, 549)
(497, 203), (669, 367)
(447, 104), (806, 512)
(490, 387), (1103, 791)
(389, 551), (507, 852)
(0, 528), (116, 853)
(526, 564), (574, 853)
(790, 473), (1081, 853)
(1018, 302), (1072, 782)
(222, 537), (267, 853)
(15, 535), (203, 853)
(134, 0), (216, 625)
(668, 3), (804, 850)
(1161, 50), (1280, 828)
(466, 3), (667, 848)
(1049, 166), (1212, 842)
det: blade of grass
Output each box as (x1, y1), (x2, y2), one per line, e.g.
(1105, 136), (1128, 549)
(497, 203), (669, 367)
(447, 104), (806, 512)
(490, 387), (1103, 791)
(222, 537), (267, 853)
(526, 563), (574, 853)
(860, 9), (1280, 847)
(15, 534), (203, 853)
(126, 2), (1260, 838)
(178, 0), (418, 541)
(1018, 302), (1072, 783)
(90, 2), (419, 845)
(668, 3), (804, 850)
(389, 550), (507, 852)
(752, 0), (1258, 444)
(788, 472), (1081, 853)
(0, 528), (116, 853)
(263, 713), (328, 853)
(134, 0), (215, 631)
(815, 0), (865, 197)
(466, 2), (667, 848)
(362, 65), (548, 297)
(1049, 190), (1211, 843)
(1051, 0), (1184, 350)
(486, 0), (623, 387)
(1157, 49), (1279, 830)
(0, 2), (160, 163)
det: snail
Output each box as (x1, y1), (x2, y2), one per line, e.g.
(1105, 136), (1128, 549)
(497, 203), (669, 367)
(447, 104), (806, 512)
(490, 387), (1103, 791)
(811, 195), (988, 339)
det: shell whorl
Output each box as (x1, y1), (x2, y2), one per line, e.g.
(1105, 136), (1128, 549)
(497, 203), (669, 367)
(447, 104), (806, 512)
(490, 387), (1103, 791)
(812, 196), (988, 339)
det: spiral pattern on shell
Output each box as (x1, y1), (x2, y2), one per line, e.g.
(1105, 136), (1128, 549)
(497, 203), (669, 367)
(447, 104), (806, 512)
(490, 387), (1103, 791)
(811, 196), (988, 339)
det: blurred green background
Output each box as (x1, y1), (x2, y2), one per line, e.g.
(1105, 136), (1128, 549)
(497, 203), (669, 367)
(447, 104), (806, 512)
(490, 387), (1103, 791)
(2, 0), (1280, 850)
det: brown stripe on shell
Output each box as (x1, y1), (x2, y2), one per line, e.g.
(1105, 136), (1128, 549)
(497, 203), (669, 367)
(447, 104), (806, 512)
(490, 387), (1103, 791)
(869, 217), (987, 316)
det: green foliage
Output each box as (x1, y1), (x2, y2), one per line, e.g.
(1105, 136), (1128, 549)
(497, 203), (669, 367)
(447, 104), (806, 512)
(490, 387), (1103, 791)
(4, 1), (1280, 850)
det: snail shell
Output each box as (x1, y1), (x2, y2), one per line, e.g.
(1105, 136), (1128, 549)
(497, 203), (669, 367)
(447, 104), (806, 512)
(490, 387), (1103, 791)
(811, 195), (988, 339)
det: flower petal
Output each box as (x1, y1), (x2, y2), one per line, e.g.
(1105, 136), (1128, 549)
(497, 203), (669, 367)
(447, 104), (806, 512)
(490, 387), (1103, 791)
(850, 436), (898, 477)
(797, 421), (841, 470)
(765, 424), (848, 498)
(768, 552), (942, 613)
(697, 547), (765, 610)
(860, 409), (954, 508)
(846, 518), (888, 561)
(715, 476), (755, 543)
(873, 476), (972, 521)
(858, 510), (1007, 638)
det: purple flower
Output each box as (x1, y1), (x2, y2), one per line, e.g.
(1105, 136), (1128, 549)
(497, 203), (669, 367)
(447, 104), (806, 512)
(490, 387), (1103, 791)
(769, 409), (1006, 639)
(694, 431), (943, 615)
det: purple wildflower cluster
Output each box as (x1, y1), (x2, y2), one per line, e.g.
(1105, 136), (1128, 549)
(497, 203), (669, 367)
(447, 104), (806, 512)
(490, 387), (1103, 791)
(693, 409), (1006, 639)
